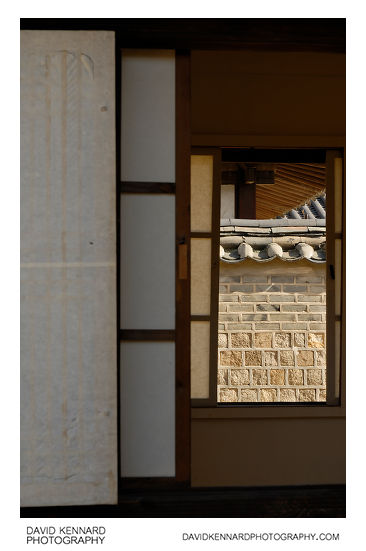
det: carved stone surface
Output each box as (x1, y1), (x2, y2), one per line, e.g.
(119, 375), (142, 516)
(20, 31), (117, 506)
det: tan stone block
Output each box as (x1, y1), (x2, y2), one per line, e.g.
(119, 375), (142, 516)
(298, 295), (321, 302)
(316, 350), (326, 366)
(242, 275), (268, 283)
(294, 333), (305, 347)
(260, 388), (277, 402)
(308, 332), (325, 348)
(296, 350), (314, 366)
(270, 313), (296, 321)
(228, 304), (254, 312)
(309, 285), (325, 293)
(270, 369), (285, 385)
(219, 295), (238, 302)
(274, 332), (291, 348)
(299, 389), (316, 402)
(218, 369), (228, 385)
(219, 388), (238, 402)
(264, 351), (278, 366)
(220, 275), (240, 283)
(283, 323), (307, 330)
(220, 350), (243, 367)
(319, 389), (327, 402)
(228, 323), (253, 330)
(280, 350), (295, 366)
(280, 389), (296, 402)
(306, 368), (323, 385)
(230, 369), (250, 386)
(240, 294), (268, 302)
(255, 322), (281, 330)
(245, 350), (262, 366)
(242, 314), (267, 321)
(240, 389), (258, 402)
(288, 369), (304, 385)
(220, 314), (240, 322)
(218, 333), (228, 348)
(309, 323), (326, 330)
(252, 369), (268, 385)
(231, 332), (251, 348)
(296, 275), (322, 284)
(254, 332), (272, 348)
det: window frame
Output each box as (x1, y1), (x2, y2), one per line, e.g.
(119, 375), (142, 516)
(190, 147), (345, 416)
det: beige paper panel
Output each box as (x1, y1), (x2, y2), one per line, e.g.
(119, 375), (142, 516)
(334, 157), (343, 234)
(191, 321), (210, 399)
(191, 238), (211, 315)
(191, 155), (213, 232)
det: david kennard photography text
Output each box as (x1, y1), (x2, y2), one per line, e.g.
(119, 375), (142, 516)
(26, 526), (106, 545)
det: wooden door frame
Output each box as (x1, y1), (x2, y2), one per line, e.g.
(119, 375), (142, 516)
(19, 18), (345, 496)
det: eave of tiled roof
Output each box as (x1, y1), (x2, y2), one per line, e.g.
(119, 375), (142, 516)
(220, 224), (326, 264)
(220, 193), (326, 263)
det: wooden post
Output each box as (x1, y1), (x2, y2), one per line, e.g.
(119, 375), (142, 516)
(238, 182), (256, 219)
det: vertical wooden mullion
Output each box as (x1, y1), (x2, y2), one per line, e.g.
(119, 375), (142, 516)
(340, 153), (346, 407)
(326, 149), (343, 406)
(326, 150), (335, 405)
(175, 50), (191, 483)
(209, 149), (222, 405)
(238, 182), (256, 219)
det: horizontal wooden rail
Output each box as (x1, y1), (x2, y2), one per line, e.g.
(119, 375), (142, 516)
(120, 329), (176, 341)
(120, 181), (176, 194)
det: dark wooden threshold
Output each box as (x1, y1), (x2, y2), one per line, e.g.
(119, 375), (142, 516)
(120, 181), (175, 194)
(20, 484), (346, 518)
(120, 477), (188, 490)
(120, 329), (175, 342)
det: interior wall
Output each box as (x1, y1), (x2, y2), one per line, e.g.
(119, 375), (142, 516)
(190, 49), (346, 487)
(191, 51), (345, 139)
(191, 417), (345, 487)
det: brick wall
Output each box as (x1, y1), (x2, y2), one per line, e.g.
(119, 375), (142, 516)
(218, 262), (326, 402)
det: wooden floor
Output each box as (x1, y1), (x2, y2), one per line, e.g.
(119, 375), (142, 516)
(20, 484), (345, 518)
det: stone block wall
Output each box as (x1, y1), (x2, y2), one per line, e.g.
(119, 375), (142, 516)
(218, 262), (326, 402)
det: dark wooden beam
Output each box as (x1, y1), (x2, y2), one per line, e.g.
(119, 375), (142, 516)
(222, 149), (327, 164)
(20, 19), (346, 53)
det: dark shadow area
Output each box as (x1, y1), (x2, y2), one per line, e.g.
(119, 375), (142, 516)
(21, 484), (345, 518)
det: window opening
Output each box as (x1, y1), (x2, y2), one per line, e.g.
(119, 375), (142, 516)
(218, 158), (328, 404)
